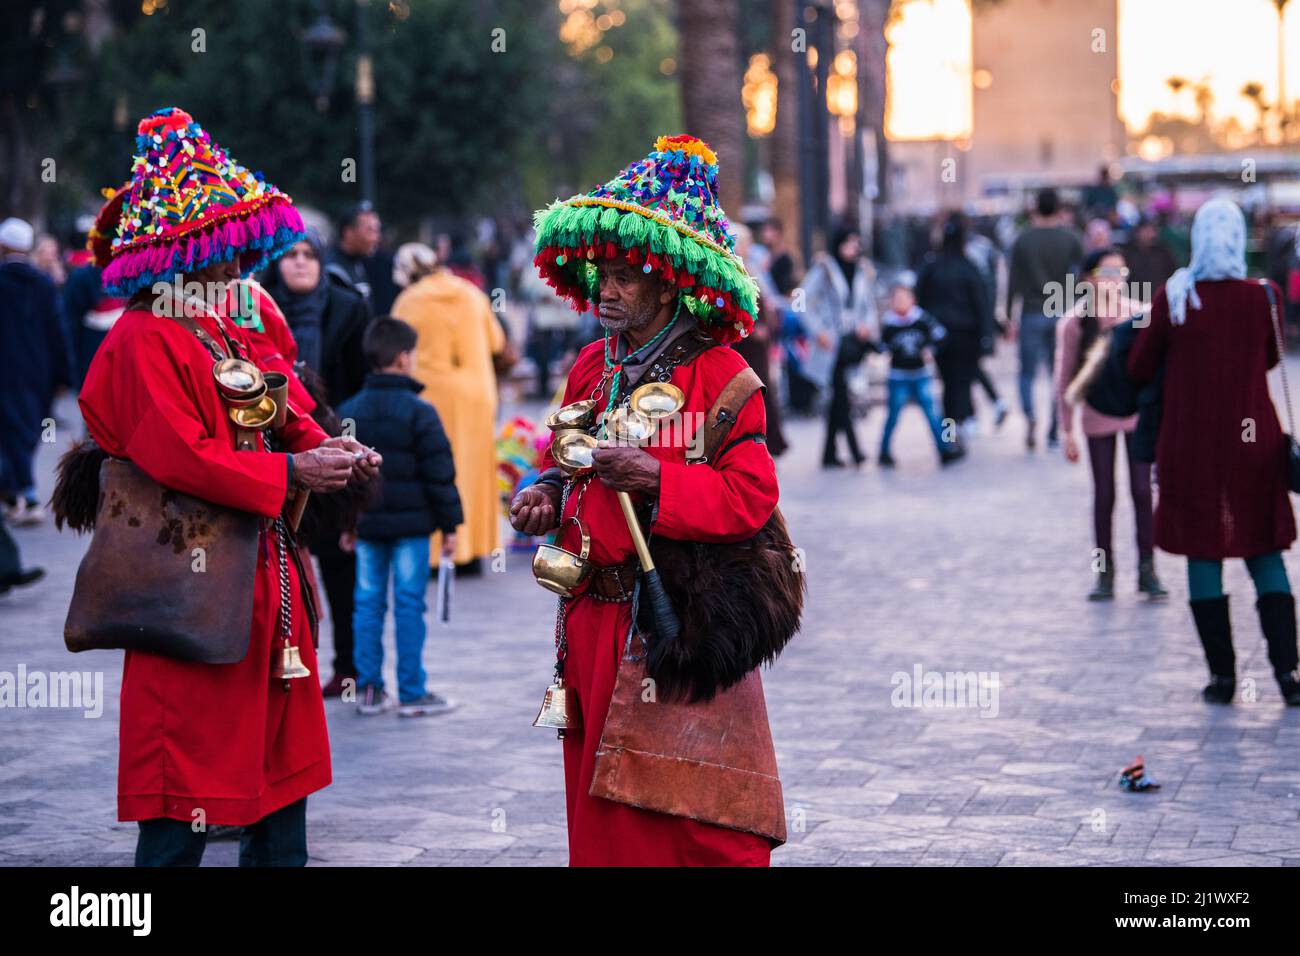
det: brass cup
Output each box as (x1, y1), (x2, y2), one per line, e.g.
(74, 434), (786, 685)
(263, 371), (289, 429)
(552, 431), (598, 476)
(532, 516), (592, 597)
(629, 381), (685, 421)
(228, 394), (278, 431)
(603, 406), (655, 445)
(545, 400), (597, 432)
(213, 358), (266, 406)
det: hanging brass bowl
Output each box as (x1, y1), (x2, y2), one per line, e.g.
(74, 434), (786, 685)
(213, 357), (266, 406)
(629, 382), (685, 422)
(552, 431), (598, 476)
(603, 405), (655, 445)
(228, 394), (278, 431)
(545, 400), (597, 432)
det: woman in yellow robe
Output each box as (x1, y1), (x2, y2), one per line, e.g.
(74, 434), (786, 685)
(391, 244), (504, 569)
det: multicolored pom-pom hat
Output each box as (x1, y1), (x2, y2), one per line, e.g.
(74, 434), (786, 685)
(96, 107), (305, 298)
(533, 134), (758, 344)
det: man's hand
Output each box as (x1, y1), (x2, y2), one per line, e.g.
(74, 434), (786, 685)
(1063, 433), (1081, 464)
(321, 435), (382, 483)
(509, 485), (560, 536)
(292, 446), (355, 492)
(592, 443), (660, 495)
(339, 530), (356, 553)
(440, 532), (457, 558)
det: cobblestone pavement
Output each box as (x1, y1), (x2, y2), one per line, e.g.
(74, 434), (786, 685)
(4, 352), (1300, 866)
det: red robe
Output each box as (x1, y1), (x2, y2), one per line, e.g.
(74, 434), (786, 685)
(539, 338), (781, 866)
(226, 280), (317, 416)
(1128, 280), (1296, 559)
(79, 305), (332, 826)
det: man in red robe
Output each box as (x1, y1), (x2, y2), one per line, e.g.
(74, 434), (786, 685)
(511, 135), (790, 865)
(76, 107), (381, 866)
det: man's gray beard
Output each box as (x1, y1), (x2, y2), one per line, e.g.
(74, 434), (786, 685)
(598, 306), (657, 335)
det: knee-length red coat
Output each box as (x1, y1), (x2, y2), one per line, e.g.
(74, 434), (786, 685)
(1128, 279), (1296, 559)
(79, 304), (332, 825)
(539, 337), (782, 866)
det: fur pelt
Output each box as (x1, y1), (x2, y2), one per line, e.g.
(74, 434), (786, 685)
(51, 438), (108, 533)
(637, 506), (805, 703)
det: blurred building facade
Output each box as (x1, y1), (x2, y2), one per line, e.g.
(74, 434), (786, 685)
(890, 0), (1125, 212)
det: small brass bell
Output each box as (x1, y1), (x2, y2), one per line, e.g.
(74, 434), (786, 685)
(272, 638), (311, 688)
(533, 678), (581, 739)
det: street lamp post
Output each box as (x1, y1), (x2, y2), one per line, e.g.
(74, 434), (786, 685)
(301, 1), (376, 203)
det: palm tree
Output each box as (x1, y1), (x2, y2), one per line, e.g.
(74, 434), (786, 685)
(676, 0), (746, 214)
(1243, 81), (1269, 139)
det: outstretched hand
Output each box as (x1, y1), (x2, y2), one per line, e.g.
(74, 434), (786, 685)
(510, 485), (560, 536)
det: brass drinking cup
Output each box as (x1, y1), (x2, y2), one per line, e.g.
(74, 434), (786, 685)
(263, 371), (289, 429)
(545, 400), (597, 432)
(213, 357), (267, 407)
(603, 405), (655, 445)
(628, 381), (685, 421)
(532, 516), (593, 597)
(228, 394), (278, 431)
(552, 431), (598, 476)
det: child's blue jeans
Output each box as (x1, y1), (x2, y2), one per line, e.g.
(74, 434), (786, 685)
(352, 536), (430, 703)
(880, 372), (949, 456)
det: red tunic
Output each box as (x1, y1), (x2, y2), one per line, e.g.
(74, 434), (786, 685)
(227, 280), (317, 415)
(79, 305), (332, 825)
(539, 339), (781, 866)
(1128, 279), (1296, 559)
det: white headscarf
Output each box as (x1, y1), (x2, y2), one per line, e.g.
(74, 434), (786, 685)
(1165, 198), (1247, 325)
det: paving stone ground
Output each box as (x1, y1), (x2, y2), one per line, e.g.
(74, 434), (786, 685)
(3, 350), (1300, 866)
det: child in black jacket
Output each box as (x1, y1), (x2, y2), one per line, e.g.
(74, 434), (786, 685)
(337, 317), (463, 717)
(873, 277), (964, 467)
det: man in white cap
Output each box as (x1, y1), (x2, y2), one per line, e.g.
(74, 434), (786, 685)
(0, 216), (73, 526)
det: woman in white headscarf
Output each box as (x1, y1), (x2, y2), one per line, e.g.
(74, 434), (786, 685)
(1129, 198), (1300, 706)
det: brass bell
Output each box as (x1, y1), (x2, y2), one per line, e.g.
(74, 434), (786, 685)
(533, 678), (581, 739)
(272, 638), (312, 687)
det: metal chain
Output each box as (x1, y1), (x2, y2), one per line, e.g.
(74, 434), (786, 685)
(551, 478), (574, 679)
(262, 432), (293, 644)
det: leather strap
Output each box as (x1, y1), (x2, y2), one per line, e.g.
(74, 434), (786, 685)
(587, 557), (639, 602)
(689, 366), (766, 465)
(628, 331), (717, 391)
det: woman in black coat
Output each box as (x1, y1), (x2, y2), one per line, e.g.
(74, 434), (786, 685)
(916, 214), (995, 430)
(261, 230), (371, 408)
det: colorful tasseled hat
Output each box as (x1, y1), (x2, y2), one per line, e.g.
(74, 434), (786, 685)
(533, 135), (758, 343)
(96, 107), (305, 298)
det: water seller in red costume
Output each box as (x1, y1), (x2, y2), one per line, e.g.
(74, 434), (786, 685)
(65, 108), (380, 866)
(511, 136), (804, 866)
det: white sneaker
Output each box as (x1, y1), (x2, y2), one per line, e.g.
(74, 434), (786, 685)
(357, 685), (394, 716)
(8, 499), (45, 527)
(398, 692), (457, 718)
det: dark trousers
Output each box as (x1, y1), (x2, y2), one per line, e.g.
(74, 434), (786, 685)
(135, 798), (308, 867)
(822, 375), (863, 464)
(1086, 431), (1154, 559)
(935, 336), (979, 424)
(317, 546), (357, 678)
(0, 517), (20, 579)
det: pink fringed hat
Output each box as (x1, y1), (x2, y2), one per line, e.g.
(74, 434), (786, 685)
(96, 107), (305, 298)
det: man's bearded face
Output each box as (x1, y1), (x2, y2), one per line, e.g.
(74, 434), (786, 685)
(596, 258), (666, 334)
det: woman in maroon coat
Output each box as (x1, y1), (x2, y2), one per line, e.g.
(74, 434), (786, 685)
(1129, 198), (1300, 706)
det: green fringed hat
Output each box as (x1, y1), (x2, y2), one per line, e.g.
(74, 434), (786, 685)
(533, 134), (758, 343)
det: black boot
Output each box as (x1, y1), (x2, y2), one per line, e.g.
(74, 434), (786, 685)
(1138, 556), (1168, 600)
(1190, 596), (1235, 703)
(1256, 592), (1300, 706)
(1088, 566), (1114, 601)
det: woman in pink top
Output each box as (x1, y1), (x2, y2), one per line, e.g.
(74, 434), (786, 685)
(1055, 248), (1165, 601)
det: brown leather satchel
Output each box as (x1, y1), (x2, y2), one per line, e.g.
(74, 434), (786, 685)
(590, 660), (787, 845)
(63, 458), (260, 663)
(590, 362), (800, 846)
